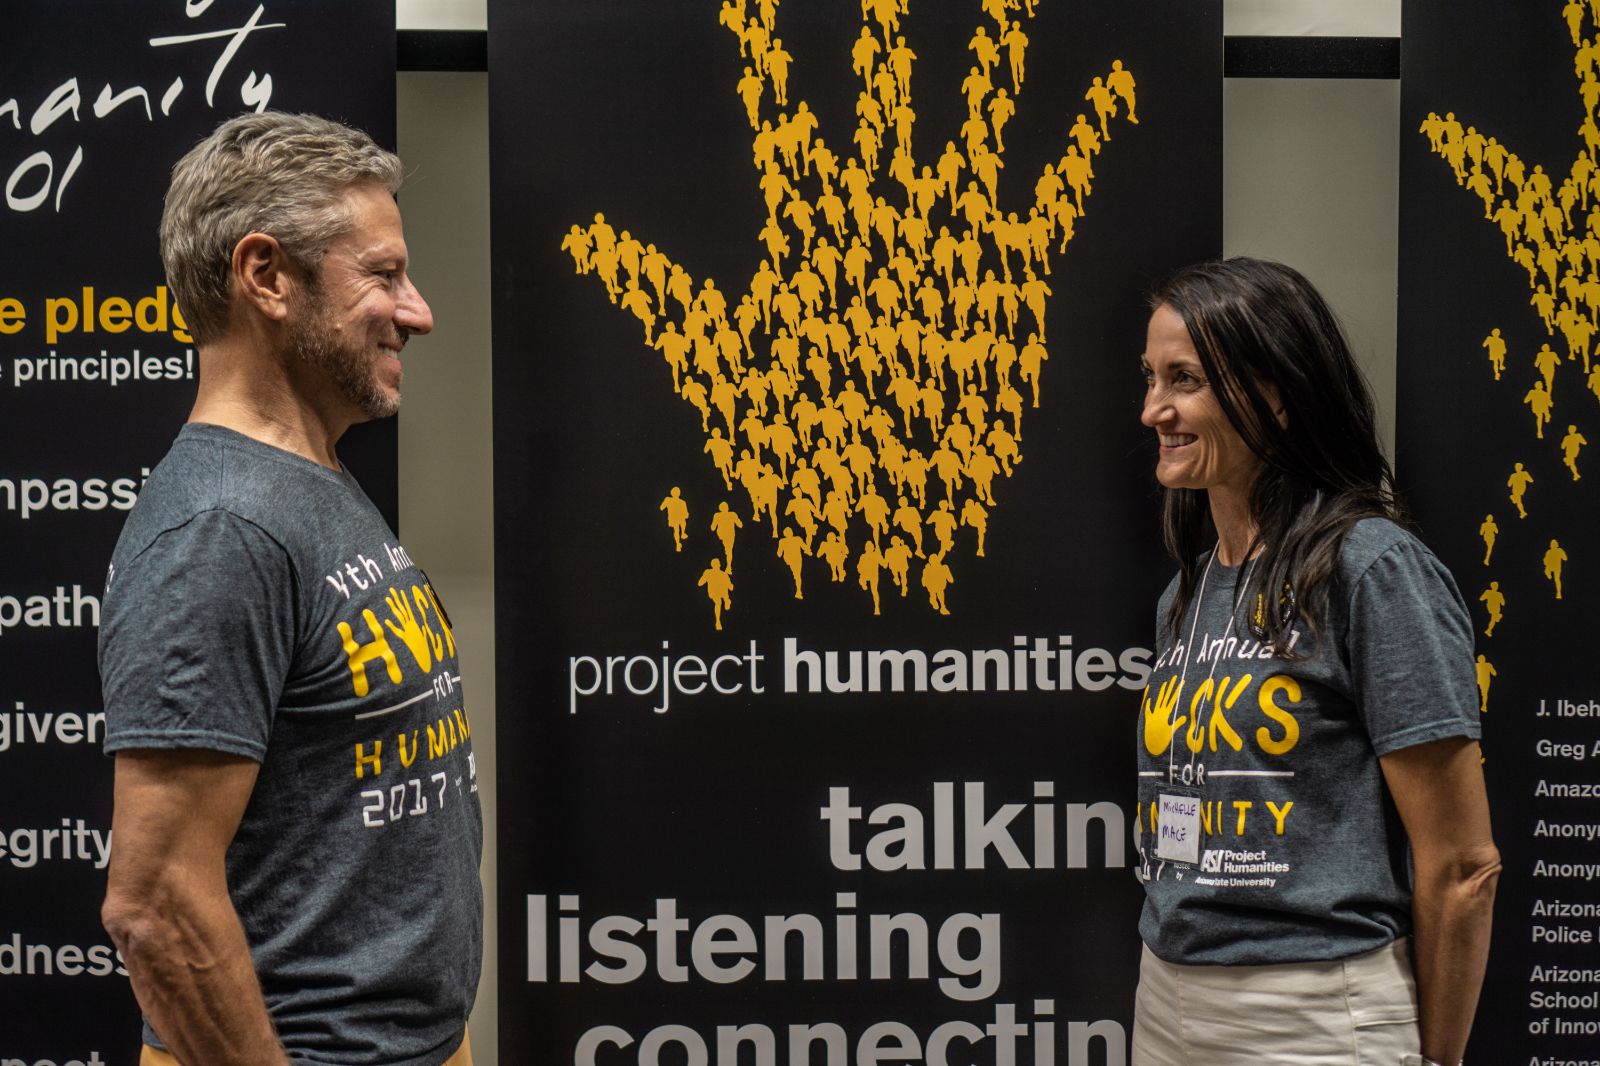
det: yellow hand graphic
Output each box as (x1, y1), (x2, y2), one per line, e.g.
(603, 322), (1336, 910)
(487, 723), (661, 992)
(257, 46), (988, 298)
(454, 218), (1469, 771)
(566, 0), (1137, 622)
(1142, 675), (1186, 757)
(383, 586), (434, 673)
(1422, 6), (1595, 641)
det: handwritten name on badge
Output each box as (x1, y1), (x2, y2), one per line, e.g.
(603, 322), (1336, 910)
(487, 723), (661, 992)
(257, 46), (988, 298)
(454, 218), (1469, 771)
(1156, 792), (1201, 864)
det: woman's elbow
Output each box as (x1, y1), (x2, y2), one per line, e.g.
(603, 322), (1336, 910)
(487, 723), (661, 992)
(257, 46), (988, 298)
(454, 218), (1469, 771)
(1458, 844), (1503, 896)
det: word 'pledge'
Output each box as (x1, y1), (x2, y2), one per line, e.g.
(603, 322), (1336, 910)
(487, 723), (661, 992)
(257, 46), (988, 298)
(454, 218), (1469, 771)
(0, 287), (193, 344)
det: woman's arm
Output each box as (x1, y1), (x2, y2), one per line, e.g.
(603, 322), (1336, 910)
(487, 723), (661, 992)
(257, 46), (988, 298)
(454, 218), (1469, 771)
(1380, 735), (1501, 1066)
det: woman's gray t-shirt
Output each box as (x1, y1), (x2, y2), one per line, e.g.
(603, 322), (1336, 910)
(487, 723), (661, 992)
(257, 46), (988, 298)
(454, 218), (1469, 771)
(1134, 517), (1480, 965)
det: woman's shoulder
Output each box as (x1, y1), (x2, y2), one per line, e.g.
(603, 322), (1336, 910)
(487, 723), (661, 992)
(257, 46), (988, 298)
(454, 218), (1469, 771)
(1336, 516), (1455, 595)
(1340, 515), (1413, 560)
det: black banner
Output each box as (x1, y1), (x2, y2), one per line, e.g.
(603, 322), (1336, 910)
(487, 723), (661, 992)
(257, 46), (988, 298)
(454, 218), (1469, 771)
(491, 1), (1219, 1061)
(1401, 2), (1600, 1058)
(0, 3), (394, 1060)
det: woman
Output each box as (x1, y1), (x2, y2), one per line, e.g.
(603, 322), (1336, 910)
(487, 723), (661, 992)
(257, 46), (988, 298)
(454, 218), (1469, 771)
(1131, 258), (1500, 1066)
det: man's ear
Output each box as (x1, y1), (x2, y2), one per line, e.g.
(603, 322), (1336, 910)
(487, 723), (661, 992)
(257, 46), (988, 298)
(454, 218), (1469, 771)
(231, 232), (295, 323)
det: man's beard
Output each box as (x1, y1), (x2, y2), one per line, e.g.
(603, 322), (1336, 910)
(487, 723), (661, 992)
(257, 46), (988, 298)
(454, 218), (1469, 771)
(288, 283), (400, 421)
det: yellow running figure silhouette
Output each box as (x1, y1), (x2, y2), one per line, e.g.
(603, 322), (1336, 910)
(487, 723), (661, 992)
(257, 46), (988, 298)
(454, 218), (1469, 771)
(698, 558), (735, 629)
(1544, 538), (1568, 599)
(1479, 513), (1498, 564)
(928, 497), (958, 555)
(776, 526), (810, 598)
(1561, 423), (1587, 479)
(1507, 462), (1534, 518)
(1107, 58), (1137, 123)
(883, 535), (913, 596)
(1481, 327), (1506, 380)
(768, 39), (794, 105)
(1474, 654), (1496, 713)
(1523, 379), (1553, 438)
(967, 26), (998, 77)
(1084, 76), (1116, 140)
(961, 497), (989, 556)
(818, 529), (850, 581)
(921, 551), (953, 614)
(1001, 23), (1029, 93)
(1534, 342), (1562, 394)
(561, 224), (593, 273)
(566, 0), (1135, 615)
(705, 427), (736, 487)
(856, 538), (884, 614)
(1478, 580), (1505, 637)
(710, 500), (743, 572)
(659, 487), (690, 551)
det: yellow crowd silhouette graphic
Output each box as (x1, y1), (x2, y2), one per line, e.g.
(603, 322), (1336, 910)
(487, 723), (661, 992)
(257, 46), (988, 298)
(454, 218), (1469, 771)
(1421, 4), (1600, 712)
(563, 0), (1136, 627)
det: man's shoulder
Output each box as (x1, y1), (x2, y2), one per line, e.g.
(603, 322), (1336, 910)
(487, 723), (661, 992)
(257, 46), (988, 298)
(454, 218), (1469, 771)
(115, 424), (367, 564)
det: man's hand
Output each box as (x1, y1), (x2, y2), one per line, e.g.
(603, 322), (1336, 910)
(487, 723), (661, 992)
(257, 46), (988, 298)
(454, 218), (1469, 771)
(102, 748), (291, 1066)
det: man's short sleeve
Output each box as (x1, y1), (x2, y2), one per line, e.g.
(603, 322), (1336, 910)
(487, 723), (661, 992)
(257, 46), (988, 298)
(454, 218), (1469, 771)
(1344, 536), (1482, 756)
(100, 509), (298, 760)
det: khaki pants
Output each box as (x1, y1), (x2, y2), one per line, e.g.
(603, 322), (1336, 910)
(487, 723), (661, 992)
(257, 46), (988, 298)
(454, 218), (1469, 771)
(140, 1029), (473, 1065)
(1132, 939), (1419, 1064)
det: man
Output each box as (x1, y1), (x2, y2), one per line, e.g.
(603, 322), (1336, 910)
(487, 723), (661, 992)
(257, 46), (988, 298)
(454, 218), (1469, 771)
(99, 112), (480, 1066)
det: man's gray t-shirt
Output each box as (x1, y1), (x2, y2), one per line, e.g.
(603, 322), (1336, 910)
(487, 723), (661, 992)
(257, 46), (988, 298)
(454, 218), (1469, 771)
(100, 424), (482, 1065)
(1134, 518), (1480, 965)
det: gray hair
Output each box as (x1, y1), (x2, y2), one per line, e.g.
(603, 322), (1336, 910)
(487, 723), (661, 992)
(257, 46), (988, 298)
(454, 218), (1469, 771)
(160, 111), (403, 345)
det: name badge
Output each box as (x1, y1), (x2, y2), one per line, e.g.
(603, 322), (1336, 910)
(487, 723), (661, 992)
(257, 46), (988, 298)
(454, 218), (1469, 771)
(1155, 790), (1202, 865)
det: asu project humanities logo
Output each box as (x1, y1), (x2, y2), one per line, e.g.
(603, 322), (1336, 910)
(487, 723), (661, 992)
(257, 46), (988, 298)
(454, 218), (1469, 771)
(562, 0), (1138, 626)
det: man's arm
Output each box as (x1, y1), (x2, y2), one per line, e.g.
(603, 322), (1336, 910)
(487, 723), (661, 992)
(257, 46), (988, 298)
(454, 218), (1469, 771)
(102, 748), (291, 1066)
(1380, 736), (1502, 1066)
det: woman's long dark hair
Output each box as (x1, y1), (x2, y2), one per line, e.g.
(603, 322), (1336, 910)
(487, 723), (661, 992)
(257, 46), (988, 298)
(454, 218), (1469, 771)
(1152, 257), (1408, 648)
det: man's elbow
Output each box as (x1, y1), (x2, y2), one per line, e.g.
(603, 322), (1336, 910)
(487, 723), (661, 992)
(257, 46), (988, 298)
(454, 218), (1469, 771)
(102, 872), (178, 964)
(103, 885), (151, 957)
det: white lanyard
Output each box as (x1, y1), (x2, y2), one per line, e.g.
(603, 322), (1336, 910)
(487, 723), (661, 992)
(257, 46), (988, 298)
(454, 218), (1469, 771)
(1166, 549), (1254, 785)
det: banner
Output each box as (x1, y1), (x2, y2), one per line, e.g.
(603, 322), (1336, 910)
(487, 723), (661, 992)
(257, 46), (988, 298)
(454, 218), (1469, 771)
(1401, 3), (1600, 1058)
(491, 1), (1220, 1061)
(0, 3), (395, 1059)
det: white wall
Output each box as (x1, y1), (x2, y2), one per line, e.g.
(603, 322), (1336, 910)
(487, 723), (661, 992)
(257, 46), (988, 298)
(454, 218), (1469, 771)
(395, 70), (498, 1065)
(398, 0), (1403, 34)
(1223, 78), (1401, 460)
(1226, 0), (1399, 36)
(397, 0), (485, 31)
